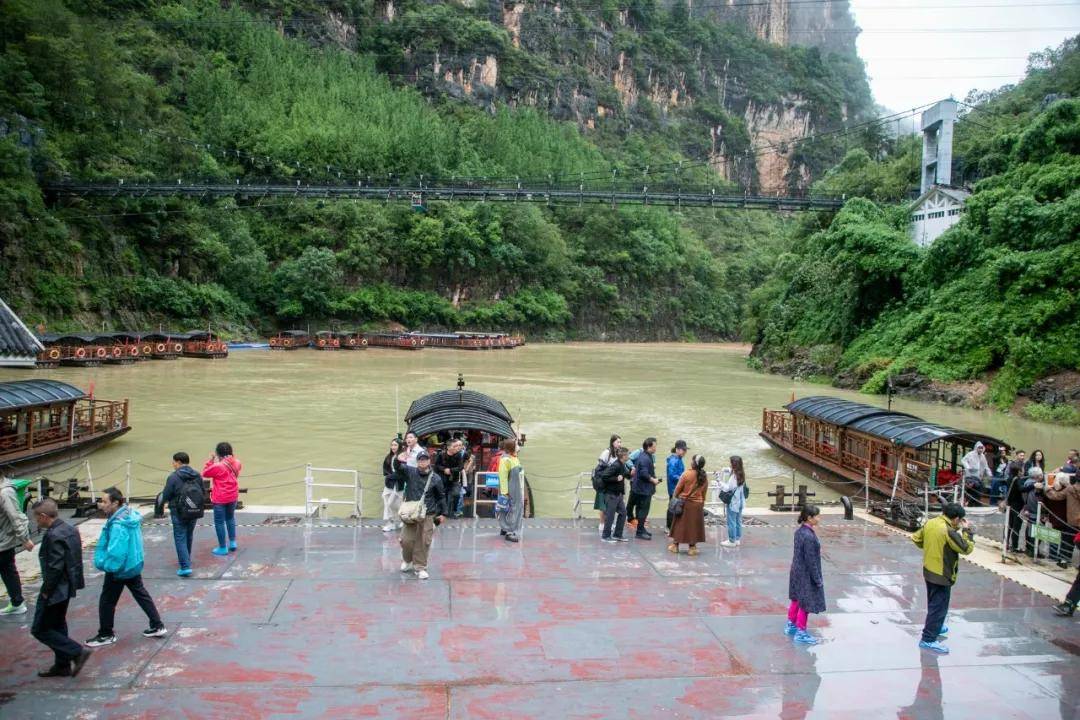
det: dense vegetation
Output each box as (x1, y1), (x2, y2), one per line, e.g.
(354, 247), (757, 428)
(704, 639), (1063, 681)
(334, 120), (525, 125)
(746, 38), (1080, 420)
(0, 0), (864, 339)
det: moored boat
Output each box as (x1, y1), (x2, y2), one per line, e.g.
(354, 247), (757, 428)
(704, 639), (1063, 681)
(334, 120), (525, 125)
(268, 330), (310, 350)
(336, 331), (367, 350)
(0, 379), (131, 477)
(183, 331), (228, 359)
(364, 332), (424, 350)
(101, 332), (142, 364)
(39, 333), (107, 367)
(313, 331), (341, 350)
(760, 395), (1010, 504)
(405, 377), (533, 518)
(142, 332), (184, 360)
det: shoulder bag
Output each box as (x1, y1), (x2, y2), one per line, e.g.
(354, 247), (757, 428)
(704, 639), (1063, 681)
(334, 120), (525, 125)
(399, 472), (434, 525)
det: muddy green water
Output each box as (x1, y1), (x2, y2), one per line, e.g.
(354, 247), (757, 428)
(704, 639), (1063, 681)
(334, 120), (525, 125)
(2, 344), (1073, 516)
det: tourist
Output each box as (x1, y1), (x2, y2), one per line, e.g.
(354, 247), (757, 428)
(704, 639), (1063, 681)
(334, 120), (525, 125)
(912, 503), (974, 654)
(403, 431), (425, 467)
(86, 488), (167, 647)
(1024, 448), (1046, 476)
(1021, 467), (1046, 556)
(1052, 551), (1080, 616)
(203, 442), (242, 556)
(719, 456), (749, 548)
(961, 441), (992, 496)
(599, 447), (631, 543)
(665, 440), (688, 533)
(668, 455), (707, 556)
(435, 438), (472, 519)
(786, 504), (825, 645)
(1057, 449), (1080, 478)
(382, 438), (405, 532)
(160, 452), (204, 577)
(594, 435), (623, 534)
(29, 498), (92, 678)
(1003, 450), (1028, 552)
(496, 438), (525, 542)
(395, 450), (447, 580)
(627, 438), (659, 539)
(0, 476), (33, 615)
(1044, 470), (1079, 569)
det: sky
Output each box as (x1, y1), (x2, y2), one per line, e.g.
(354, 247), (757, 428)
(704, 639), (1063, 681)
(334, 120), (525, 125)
(849, 0), (1080, 112)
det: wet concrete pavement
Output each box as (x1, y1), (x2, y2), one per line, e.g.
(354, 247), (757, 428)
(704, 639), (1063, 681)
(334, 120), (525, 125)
(0, 515), (1076, 719)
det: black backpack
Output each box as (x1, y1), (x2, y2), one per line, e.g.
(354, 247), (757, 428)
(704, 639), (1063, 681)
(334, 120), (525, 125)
(177, 475), (206, 521)
(591, 461), (606, 493)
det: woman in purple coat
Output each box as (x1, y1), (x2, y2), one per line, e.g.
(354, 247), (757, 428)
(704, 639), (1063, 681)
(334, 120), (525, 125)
(786, 504), (825, 645)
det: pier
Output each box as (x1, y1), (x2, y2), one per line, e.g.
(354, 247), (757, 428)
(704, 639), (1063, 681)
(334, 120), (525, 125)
(0, 511), (1076, 718)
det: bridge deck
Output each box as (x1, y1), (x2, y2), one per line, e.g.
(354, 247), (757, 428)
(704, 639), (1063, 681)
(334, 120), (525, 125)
(0, 516), (1075, 719)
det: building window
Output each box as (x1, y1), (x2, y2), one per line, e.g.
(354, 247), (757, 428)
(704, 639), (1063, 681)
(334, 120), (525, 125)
(928, 211), (945, 219)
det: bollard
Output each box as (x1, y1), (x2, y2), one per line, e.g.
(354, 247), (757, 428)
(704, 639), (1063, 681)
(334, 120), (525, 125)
(796, 484), (817, 509)
(768, 484), (788, 511)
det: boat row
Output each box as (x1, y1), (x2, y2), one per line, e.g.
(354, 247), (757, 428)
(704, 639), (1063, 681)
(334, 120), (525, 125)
(36, 331), (227, 367)
(268, 330), (525, 351)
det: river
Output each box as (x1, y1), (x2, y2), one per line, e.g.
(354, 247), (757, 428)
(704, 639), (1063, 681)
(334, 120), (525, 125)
(2, 344), (1073, 516)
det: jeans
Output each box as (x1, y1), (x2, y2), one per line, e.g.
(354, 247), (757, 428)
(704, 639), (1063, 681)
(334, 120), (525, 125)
(99, 573), (163, 635)
(170, 513), (197, 570)
(727, 509), (743, 542)
(213, 501), (237, 548)
(627, 492), (652, 532)
(921, 582), (952, 643)
(602, 492), (626, 539)
(0, 547), (24, 606)
(32, 598), (81, 667)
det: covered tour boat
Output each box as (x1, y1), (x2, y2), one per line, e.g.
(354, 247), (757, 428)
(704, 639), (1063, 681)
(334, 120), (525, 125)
(313, 331), (341, 350)
(336, 331), (367, 350)
(38, 333), (107, 367)
(404, 378), (533, 518)
(0, 379), (131, 477)
(182, 331), (228, 359)
(761, 395), (1010, 504)
(268, 330), (310, 350)
(102, 332), (142, 364)
(141, 332), (184, 360)
(365, 332), (425, 350)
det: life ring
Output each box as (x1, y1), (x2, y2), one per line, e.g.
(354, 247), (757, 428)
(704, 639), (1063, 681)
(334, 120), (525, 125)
(174, 343), (182, 352)
(332, 339), (340, 347)
(48, 348), (61, 360)
(95, 347), (107, 358)
(360, 338), (368, 346)
(129, 346), (139, 357)
(318, 338), (326, 347)
(156, 343), (166, 353)
(142, 344), (152, 354)
(75, 348), (86, 358)
(284, 338), (292, 347)
(410, 338), (417, 347)
(347, 337), (357, 346)
(112, 346), (122, 357)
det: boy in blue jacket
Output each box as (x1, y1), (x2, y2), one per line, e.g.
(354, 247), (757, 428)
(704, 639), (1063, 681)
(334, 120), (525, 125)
(86, 488), (167, 647)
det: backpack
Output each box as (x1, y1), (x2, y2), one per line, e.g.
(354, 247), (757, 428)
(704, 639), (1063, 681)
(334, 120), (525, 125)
(177, 475), (206, 521)
(591, 461), (606, 493)
(487, 450), (505, 473)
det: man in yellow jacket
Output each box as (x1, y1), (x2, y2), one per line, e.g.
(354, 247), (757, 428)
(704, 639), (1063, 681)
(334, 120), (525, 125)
(912, 503), (974, 654)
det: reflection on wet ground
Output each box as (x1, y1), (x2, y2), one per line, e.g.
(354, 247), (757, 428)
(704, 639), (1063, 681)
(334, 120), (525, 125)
(0, 516), (1076, 718)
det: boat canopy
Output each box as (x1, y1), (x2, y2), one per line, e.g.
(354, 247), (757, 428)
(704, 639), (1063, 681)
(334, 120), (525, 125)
(38, 333), (100, 344)
(0, 380), (86, 411)
(405, 389), (514, 440)
(785, 396), (1008, 450)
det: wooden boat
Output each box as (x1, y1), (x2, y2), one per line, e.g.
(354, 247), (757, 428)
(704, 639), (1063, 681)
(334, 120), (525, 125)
(336, 331), (367, 350)
(183, 331), (228, 359)
(38, 334), (106, 367)
(404, 377), (533, 518)
(101, 332), (142, 364)
(141, 332), (184, 360)
(268, 330), (310, 350)
(407, 331), (521, 350)
(761, 395), (1010, 504)
(313, 331), (341, 350)
(364, 332), (424, 350)
(0, 379), (131, 477)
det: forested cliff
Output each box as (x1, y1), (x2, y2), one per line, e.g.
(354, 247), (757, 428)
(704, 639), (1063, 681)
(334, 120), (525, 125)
(0, 0), (872, 339)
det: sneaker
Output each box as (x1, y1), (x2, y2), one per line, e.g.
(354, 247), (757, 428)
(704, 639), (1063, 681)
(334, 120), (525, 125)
(85, 633), (117, 647)
(0, 602), (28, 615)
(667, 543), (678, 554)
(228, 541), (238, 552)
(417, 569), (430, 580)
(601, 537), (617, 544)
(784, 620), (798, 636)
(142, 626), (167, 638)
(1057, 560), (1071, 569)
(794, 630), (818, 645)
(938, 625), (949, 636)
(504, 533), (519, 543)
(211, 547), (229, 557)
(720, 540), (736, 548)
(615, 536), (630, 543)
(382, 523), (395, 533)
(734, 540), (741, 547)
(176, 568), (192, 577)
(636, 531), (653, 540)
(919, 640), (949, 654)
(400, 561), (414, 573)
(688, 546), (699, 556)
(500, 530), (507, 536)
(1052, 602), (1076, 617)
(71, 648), (93, 677)
(38, 664), (72, 677)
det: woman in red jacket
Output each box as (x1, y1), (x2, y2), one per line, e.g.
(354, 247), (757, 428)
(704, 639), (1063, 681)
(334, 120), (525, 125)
(203, 442), (242, 557)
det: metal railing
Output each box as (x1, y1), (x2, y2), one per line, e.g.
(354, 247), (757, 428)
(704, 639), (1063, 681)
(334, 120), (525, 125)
(303, 464), (362, 520)
(472, 471), (501, 520)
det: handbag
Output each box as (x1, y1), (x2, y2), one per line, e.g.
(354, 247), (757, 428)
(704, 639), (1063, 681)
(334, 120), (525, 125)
(669, 496), (685, 517)
(399, 472), (434, 525)
(495, 494), (511, 514)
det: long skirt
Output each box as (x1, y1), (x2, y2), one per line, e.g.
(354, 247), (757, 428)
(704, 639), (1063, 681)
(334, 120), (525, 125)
(670, 500), (706, 545)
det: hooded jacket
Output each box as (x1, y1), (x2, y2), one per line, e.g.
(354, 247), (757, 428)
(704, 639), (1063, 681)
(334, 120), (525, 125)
(94, 505), (146, 579)
(161, 464), (204, 515)
(665, 454), (686, 497)
(961, 442), (991, 482)
(203, 455), (242, 504)
(0, 479), (30, 552)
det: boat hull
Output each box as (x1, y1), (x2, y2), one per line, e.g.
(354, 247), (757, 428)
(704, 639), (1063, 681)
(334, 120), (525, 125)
(0, 427), (131, 477)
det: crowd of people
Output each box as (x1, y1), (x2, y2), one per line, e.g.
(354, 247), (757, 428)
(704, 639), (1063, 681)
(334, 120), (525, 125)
(0, 434), (1077, 677)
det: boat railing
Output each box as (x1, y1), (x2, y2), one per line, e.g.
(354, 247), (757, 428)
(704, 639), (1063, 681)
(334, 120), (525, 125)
(571, 472), (594, 519)
(73, 399), (129, 437)
(303, 464), (362, 519)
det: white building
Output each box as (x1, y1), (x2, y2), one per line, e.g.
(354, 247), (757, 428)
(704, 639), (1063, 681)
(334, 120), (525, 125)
(909, 185), (969, 248)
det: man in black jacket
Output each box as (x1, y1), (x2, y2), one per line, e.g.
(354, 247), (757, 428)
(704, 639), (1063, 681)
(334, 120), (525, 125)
(600, 447), (630, 543)
(161, 451), (204, 577)
(1004, 450), (1027, 552)
(627, 438), (659, 540)
(433, 438), (471, 519)
(395, 451), (447, 580)
(30, 498), (92, 677)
